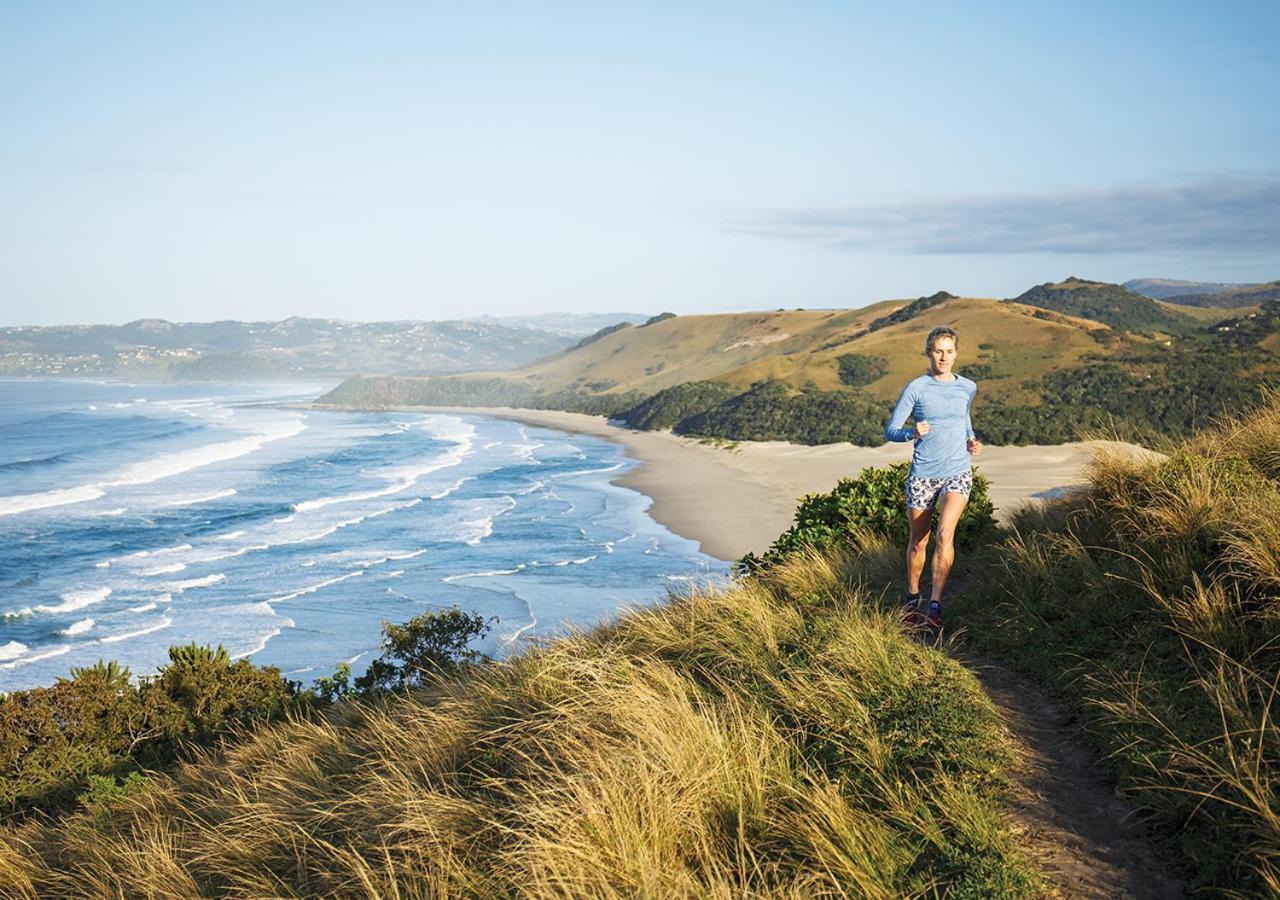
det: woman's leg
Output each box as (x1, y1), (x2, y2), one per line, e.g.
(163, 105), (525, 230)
(906, 506), (932, 595)
(929, 490), (970, 602)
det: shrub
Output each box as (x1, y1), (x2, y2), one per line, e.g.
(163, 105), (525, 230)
(677, 380), (886, 445)
(0, 648), (297, 819)
(352, 607), (494, 693)
(740, 461), (996, 573)
(836, 352), (888, 387)
(615, 380), (736, 430)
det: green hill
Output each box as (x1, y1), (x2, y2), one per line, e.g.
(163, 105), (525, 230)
(1007, 276), (1197, 334)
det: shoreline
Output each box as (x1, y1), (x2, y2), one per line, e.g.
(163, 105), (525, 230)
(308, 403), (1158, 561)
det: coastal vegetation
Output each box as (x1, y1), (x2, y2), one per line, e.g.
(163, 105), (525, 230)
(738, 462), (995, 574)
(6, 389), (1280, 892)
(0, 609), (491, 821)
(0, 548), (1039, 896)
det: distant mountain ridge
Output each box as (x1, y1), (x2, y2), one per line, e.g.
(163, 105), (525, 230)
(1123, 278), (1260, 301)
(0, 317), (574, 380)
(472, 312), (651, 337)
(1165, 280), (1280, 309)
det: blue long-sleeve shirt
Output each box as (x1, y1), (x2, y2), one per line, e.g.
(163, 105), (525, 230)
(884, 374), (977, 479)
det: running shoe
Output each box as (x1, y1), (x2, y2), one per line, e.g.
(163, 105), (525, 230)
(925, 600), (943, 631)
(902, 596), (922, 628)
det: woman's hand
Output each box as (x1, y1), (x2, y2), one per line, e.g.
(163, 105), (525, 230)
(913, 420), (931, 438)
(967, 437), (983, 456)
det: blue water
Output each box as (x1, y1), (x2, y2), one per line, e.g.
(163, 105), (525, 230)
(0, 379), (729, 691)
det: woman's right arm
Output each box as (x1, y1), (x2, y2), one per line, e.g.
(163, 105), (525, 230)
(884, 385), (917, 442)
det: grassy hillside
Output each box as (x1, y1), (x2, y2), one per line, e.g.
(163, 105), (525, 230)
(728, 391), (1280, 892)
(9, 393), (1280, 892)
(0, 550), (1038, 897)
(945, 390), (1280, 893)
(321, 278), (1280, 447)
(320, 294), (1124, 419)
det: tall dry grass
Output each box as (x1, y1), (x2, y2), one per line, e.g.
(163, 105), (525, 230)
(0, 547), (1035, 898)
(952, 389), (1280, 895)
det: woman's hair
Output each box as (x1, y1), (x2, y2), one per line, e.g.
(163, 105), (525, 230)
(924, 326), (958, 354)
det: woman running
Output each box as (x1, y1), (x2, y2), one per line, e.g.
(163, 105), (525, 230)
(883, 326), (982, 631)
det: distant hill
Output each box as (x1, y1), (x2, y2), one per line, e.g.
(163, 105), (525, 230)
(1123, 278), (1259, 301)
(473, 312), (651, 337)
(1165, 280), (1280, 309)
(1008, 277), (1196, 334)
(0, 317), (574, 380)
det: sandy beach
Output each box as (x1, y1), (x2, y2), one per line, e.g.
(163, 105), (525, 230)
(319, 404), (1157, 562)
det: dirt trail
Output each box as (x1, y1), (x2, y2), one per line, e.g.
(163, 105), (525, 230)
(958, 651), (1184, 898)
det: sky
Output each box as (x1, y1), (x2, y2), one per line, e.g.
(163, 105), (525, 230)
(2, 1), (1278, 325)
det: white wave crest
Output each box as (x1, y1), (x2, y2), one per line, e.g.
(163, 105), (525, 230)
(61, 618), (95, 636)
(0, 644), (70, 670)
(266, 570), (364, 604)
(0, 640), (28, 661)
(129, 602), (158, 613)
(141, 562), (187, 577)
(171, 574), (225, 591)
(99, 616), (172, 644)
(105, 417), (305, 488)
(164, 488), (237, 507)
(442, 564), (526, 583)
(0, 484), (106, 518)
(34, 587), (112, 616)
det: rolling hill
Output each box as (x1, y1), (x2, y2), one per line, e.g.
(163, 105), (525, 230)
(1008, 277), (1197, 334)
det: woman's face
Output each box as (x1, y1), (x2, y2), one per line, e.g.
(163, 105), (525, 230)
(927, 337), (957, 375)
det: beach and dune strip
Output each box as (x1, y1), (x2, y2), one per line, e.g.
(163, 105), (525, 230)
(0, 544), (1038, 897)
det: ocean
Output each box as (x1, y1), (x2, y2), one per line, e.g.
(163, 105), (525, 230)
(0, 379), (729, 692)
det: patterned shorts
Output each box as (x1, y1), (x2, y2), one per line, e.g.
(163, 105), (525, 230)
(906, 470), (974, 511)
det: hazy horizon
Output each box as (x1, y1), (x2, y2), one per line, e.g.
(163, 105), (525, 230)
(3, 2), (1278, 326)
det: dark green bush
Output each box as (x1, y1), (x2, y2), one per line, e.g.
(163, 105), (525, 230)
(836, 353), (888, 387)
(615, 380), (736, 430)
(352, 607), (494, 693)
(677, 380), (886, 445)
(740, 461), (996, 573)
(0, 648), (297, 818)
